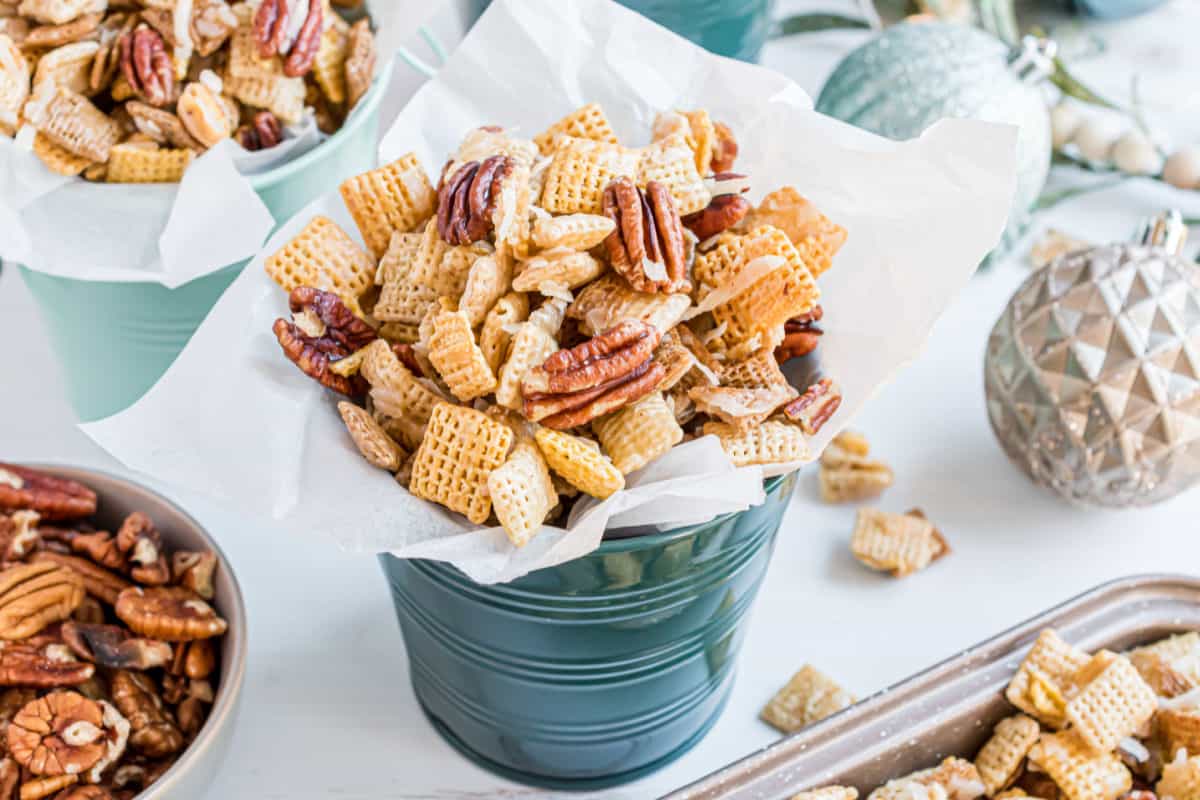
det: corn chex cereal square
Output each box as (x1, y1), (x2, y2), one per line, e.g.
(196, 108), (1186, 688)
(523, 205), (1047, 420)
(747, 186), (848, 268)
(1130, 632), (1200, 696)
(340, 153), (437, 259)
(974, 714), (1040, 794)
(871, 758), (984, 800)
(1159, 753), (1200, 800)
(849, 508), (944, 578)
(1005, 629), (1091, 729)
(487, 441), (557, 547)
(1028, 731), (1131, 800)
(106, 144), (192, 183)
(636, 133), (711, 216)
(24, 83), (120, 162)
(31, 130), (90, 176)
(374, 232), (437, 325)
(1064, 652), (1157, 753)
(427, 307), (496, 402)
(592, 392), (682, 475)
(409, 403), (513, 525)
(360, 340), (441, 451)
(534, 428), (623, 499)
(791, 788), (858, 800)
(540, 136), (639, 215)
(1159, 707), (1200, 759)
(694, 226), (820, 350)
(533, 102), (619, 155)
(264, 216), (375, 310)
(760, 664), (855, 734)
(703, 419), (808, 467)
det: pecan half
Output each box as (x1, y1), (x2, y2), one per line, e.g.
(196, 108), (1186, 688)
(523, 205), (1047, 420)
(171, 551), (216, 600)
(110, 672), (183, 759)
(601, 177), (691, 294)
(17, 774), (78, 800)
(282, 0), (322, 77)
(774, 306), (824, 363)
(682, 193), (751, 242)
(253, 0), (322, 76)
(28, 554), (130, 607)
(0, 643), (93, 688)
(522, 321), (666, 429)
(0, 564), (84, 641)
(711, 121), (738, 173)
(435, 156), (514, 246)
(781, 377), (841, 435)
(169, 639), (215, 681)
(118, 25), (174, 107)
(114, 514), (169, 586)
(273, 287), (377, 397)
(61, 623), (172, 671)
(0, 757), (15, 800)
(7, 692), (106, 777)
(114, 587), (227, 642)
(235, 111), (283, 151)
(0, 466), (96, 521)
(252, 0), (289, 59)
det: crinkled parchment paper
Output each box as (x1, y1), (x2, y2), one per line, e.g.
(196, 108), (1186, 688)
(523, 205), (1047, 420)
(82, 0), (1017, 583)
(0, 0), (437, 288)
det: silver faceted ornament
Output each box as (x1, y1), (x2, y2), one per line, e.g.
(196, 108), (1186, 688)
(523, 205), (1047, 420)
(985, 211), (1200, 507)
(816, 26), (1055, 258)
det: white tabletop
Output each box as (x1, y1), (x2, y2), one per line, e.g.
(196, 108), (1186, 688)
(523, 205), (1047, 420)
(5, 3), (1200, 798)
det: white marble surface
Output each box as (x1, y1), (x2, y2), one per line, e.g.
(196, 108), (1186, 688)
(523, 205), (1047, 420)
(4, 1), (1200, 797)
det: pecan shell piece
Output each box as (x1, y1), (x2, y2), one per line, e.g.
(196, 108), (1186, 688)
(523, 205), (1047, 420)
(0, 466), (96, 521)
(0, 563), (84, 641)
(601, 177), (691, 294)
(435, 156), (514, 246)
(118, 25), (174, 107)
(61, 623), (172, 671)
(273, 287), (378, 397)
(110, 672), (183, 759)
(114, 587), (227, 642)
(171, 551), (217, 600)
(114, 513), (169, 586)
(522, 321), (666, 430)
(682, 193), (751, 242)
(7, 691), (106, 777)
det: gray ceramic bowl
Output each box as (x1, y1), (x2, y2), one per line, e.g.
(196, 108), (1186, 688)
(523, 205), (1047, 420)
(29, 464), (246, 800)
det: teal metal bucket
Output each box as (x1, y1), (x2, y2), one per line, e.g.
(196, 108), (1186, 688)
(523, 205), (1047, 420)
(380, 472), (797, 790)
(19, 75), (388, 423)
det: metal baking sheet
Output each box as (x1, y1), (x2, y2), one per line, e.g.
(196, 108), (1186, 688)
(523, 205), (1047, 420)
(665, 574), (1200, 800)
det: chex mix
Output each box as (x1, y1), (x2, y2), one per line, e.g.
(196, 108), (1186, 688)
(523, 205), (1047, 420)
(266, 103), (847, 546)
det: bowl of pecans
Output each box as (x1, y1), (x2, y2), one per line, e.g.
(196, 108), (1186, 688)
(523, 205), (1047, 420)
(0, 463), (245, 800)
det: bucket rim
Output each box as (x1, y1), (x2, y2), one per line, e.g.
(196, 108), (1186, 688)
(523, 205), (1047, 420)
(247, 69), (391, 192)
(591, 472), (792, 555)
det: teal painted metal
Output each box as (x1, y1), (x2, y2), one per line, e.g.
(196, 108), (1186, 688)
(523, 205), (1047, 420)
(615, 0), (775, 62)
(380, 473), (797, 789)
(19, 74), (388, 422)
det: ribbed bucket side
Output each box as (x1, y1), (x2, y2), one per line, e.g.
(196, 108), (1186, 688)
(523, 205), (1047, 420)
(381, 472), (797, 789)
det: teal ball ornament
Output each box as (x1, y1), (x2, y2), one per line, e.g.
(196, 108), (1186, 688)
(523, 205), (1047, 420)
(816, 24), (1055, 256)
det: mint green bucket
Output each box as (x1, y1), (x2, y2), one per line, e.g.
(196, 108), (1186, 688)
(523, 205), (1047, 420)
(19, 76), (388, 423)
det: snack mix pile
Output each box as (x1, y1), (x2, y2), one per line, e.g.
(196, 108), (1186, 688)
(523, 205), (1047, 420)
(0, 464), (228, 800)
(265, 103), (848, 546)
(0, 0), (376, 182)
(787, 628), (1200, 800)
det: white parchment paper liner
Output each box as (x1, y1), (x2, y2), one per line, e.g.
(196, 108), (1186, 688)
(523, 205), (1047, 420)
(0, 0), (438, 289)
(82, 0), (1017, 584)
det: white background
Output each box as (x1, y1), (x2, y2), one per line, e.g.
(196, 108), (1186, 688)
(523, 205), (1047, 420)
(4, 1), (1200, 797)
